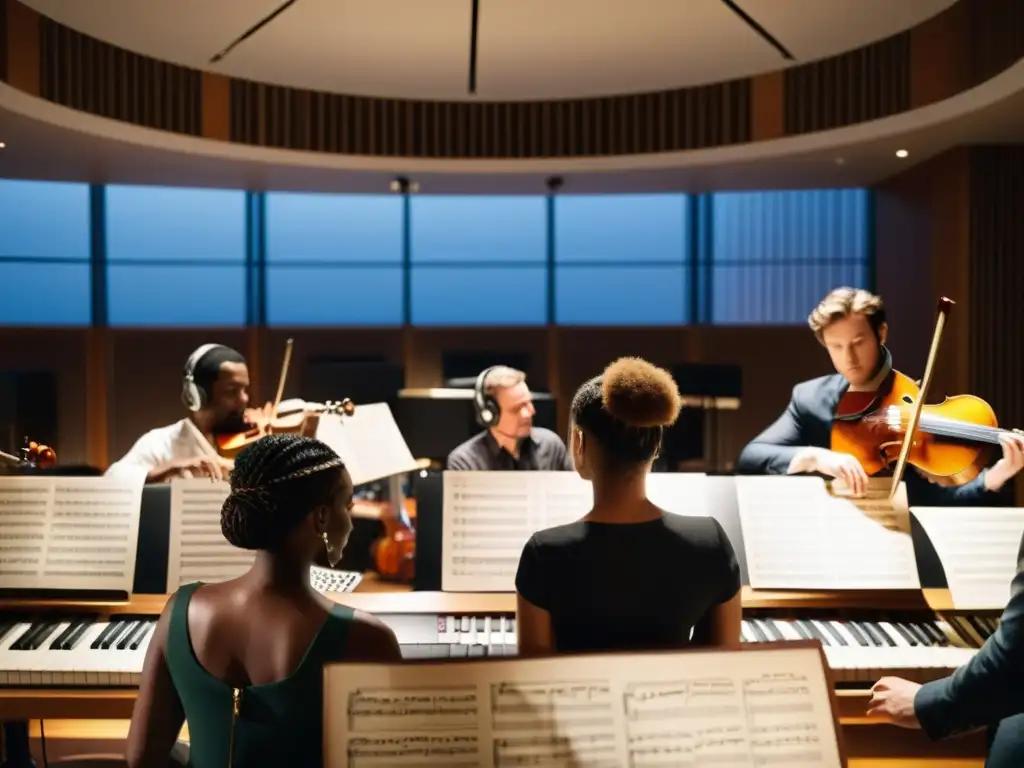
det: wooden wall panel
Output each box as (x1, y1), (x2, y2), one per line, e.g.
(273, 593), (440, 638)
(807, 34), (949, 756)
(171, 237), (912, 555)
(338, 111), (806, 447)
(5, 0), (37, 95)
(750, 72), (783, 141)
(910, 0), (970, 108)
(969, 0), (1024, 86)
(201, 73), (231, 141)
(875, 149), (971, 398)
(0, 0), (9, 83)
(784, 33), (911, 135)
(968, 146), (1024, 432)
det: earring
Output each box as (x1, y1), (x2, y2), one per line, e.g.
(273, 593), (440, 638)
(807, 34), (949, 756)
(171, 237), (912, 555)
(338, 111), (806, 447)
(321, 531), (331, 559)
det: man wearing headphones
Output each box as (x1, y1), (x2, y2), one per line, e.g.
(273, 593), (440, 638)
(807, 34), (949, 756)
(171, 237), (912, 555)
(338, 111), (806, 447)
(105, 344), (268, 483)
(447, 365), (573, 471)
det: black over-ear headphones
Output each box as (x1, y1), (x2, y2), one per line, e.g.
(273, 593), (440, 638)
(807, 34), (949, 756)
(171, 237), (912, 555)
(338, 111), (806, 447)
(181, 343), (221, 412)
(473, 367), (501, 428)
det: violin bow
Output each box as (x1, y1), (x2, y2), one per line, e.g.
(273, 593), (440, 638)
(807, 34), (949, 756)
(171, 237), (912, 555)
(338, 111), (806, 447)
(888, 297), (955, 500)
(267, 338), (294, 427)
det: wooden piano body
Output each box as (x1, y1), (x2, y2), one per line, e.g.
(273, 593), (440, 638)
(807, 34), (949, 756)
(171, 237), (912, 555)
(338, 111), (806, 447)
(0, 476), (1004, 766)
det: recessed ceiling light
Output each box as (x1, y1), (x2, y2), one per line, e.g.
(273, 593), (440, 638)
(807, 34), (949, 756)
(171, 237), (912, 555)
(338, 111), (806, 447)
(0, 142), (6, 149)
(895, 149), (908, 158)
(834, 157), (845, 165)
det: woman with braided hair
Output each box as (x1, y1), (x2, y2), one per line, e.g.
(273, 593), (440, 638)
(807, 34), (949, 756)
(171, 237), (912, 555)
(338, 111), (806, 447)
(515, 357), (742, 656)
(126, 434), (401, 768)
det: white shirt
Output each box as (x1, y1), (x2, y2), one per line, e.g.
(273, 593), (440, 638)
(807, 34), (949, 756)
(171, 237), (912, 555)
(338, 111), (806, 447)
(105, 419), (214, 482)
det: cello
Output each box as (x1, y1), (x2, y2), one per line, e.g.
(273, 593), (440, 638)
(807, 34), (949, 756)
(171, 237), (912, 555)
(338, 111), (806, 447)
(831, 297), (1018, 494)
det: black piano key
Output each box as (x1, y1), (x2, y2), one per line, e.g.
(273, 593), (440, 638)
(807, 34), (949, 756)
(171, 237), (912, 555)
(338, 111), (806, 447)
(130, 623), (155, 651)
(8, 623), (43, 651)
(474, 617), (484, 632)
(0, 619), (21, 644)
(795, 620), (827, 644)
(966, 616), (993, 641)
(816, 621), (848, 647)
(840, 621), (871, 646)
(115, 621), (142, 650)
(49, 618), (87, 650)
(917, 622), (947, 646)
(99, 620), (134, 650)
(14, 621), (60, 651)
(756, 619), (784, 641)
(746, 621), (770, 643)
(902, 622), (933, 646)
(858, 622), (893, 647)
(62, 619), (94, 650)
(90, 620), (122, 650)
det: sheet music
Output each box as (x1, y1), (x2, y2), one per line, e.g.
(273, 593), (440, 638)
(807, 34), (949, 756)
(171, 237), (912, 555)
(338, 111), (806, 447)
(324, 644), (843, 768)
(736, 476), (921, 591)
(0, 476), (143, 593)
(442, 471), (708, 592)
(167, 480), (254, 590)
(316, 403), (420, 486)
(912, 506), (1024, 609)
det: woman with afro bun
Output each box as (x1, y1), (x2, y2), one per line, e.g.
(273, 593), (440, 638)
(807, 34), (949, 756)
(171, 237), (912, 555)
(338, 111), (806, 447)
(127, 434), (401, 768)
(514, 357), (742, 656)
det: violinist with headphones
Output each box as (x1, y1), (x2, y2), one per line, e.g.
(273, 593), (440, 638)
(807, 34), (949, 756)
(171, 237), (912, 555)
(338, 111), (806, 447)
(105, 344), (273, 483)
(446, 366), (573, 472)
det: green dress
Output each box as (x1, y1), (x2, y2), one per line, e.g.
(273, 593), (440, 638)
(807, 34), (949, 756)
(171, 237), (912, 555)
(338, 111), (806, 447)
(165, 582), (354, 768)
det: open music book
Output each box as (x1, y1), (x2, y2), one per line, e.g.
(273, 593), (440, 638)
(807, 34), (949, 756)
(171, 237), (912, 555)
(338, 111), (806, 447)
(735, 476), (921, 591)
(324, 643), (844, 767)
(912, 506), (1024, 609)
(0, 476), (143, 595)
(441, 471), (709, 592)
(166, 480), (362, 593)
(316, 402), (420, 486)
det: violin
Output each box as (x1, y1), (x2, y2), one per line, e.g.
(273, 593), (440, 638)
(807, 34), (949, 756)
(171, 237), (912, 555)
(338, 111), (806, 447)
(831, 297), (1014, 488)
(0, 437), (57, 470)
(216, 398), (356, 458)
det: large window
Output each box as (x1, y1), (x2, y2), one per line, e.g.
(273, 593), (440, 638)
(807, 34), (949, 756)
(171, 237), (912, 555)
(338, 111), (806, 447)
(410, 196), (547, 326)
(554, 194), (689, 325)
(105, 185), (247, 326)
(0, 180), (91, 325)
(708, 189), (870, 324)
(265, 193), (403, 326)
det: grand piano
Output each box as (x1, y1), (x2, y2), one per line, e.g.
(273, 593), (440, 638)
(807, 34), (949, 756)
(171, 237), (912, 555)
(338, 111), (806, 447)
(0, 474), (1006, 766)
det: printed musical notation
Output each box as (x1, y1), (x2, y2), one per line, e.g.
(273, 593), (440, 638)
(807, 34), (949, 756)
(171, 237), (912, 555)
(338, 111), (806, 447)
(322, 644), (843, 768)
(166, 480), (253, 590)
(736, 476), (921, 591)
(0, 476), (143, 594)
(316, 403), (420, 486)
(441, 471), (709, 592)
(912, 506), (1024, 609)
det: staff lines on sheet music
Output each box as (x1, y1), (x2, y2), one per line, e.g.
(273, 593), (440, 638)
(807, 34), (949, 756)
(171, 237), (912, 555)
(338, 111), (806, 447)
(912, 506), (1024, 609)
(0, 477), (143, 593)
(735, 476), (920, 591)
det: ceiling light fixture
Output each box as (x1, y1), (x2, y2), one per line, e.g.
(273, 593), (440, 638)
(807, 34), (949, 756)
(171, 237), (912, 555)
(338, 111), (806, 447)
(0, 142), (6, 149)
(895, 149), (909, 158)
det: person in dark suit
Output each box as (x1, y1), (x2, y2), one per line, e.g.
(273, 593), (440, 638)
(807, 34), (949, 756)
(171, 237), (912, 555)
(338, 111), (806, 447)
(736, 287), (1024, 505)
(867, 533), (1024, 766)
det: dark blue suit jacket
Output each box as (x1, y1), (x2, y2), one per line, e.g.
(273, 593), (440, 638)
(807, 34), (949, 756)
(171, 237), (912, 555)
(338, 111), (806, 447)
(736, 373), (999, 507)
(915, 534), (1024, 766)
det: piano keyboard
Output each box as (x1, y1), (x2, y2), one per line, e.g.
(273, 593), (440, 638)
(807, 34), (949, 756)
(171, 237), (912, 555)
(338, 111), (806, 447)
(0, 616), (156, 686)
(741, 615), (997, 684)
(308, 567), (362, 595)
(380, 613), (518, 659)
(0, 610), (999, 686)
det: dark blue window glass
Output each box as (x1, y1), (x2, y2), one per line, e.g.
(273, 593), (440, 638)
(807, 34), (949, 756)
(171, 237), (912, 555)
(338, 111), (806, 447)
(0, 180), (91, 326)
(410, 267), (547, 326)
(708, 189), (870, 324)
(105, 185), (247, 326)
(554, 194), (689, 325)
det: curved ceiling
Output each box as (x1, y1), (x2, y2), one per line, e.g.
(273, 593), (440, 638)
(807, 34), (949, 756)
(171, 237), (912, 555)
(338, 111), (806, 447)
(21, 0), (956, 100)
(1, 58), (1022, 195)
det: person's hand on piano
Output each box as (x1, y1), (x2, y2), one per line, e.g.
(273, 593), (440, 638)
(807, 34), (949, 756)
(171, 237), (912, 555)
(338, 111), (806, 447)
(866, 676), (922, 728)
(983, 431), (1024, 492)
